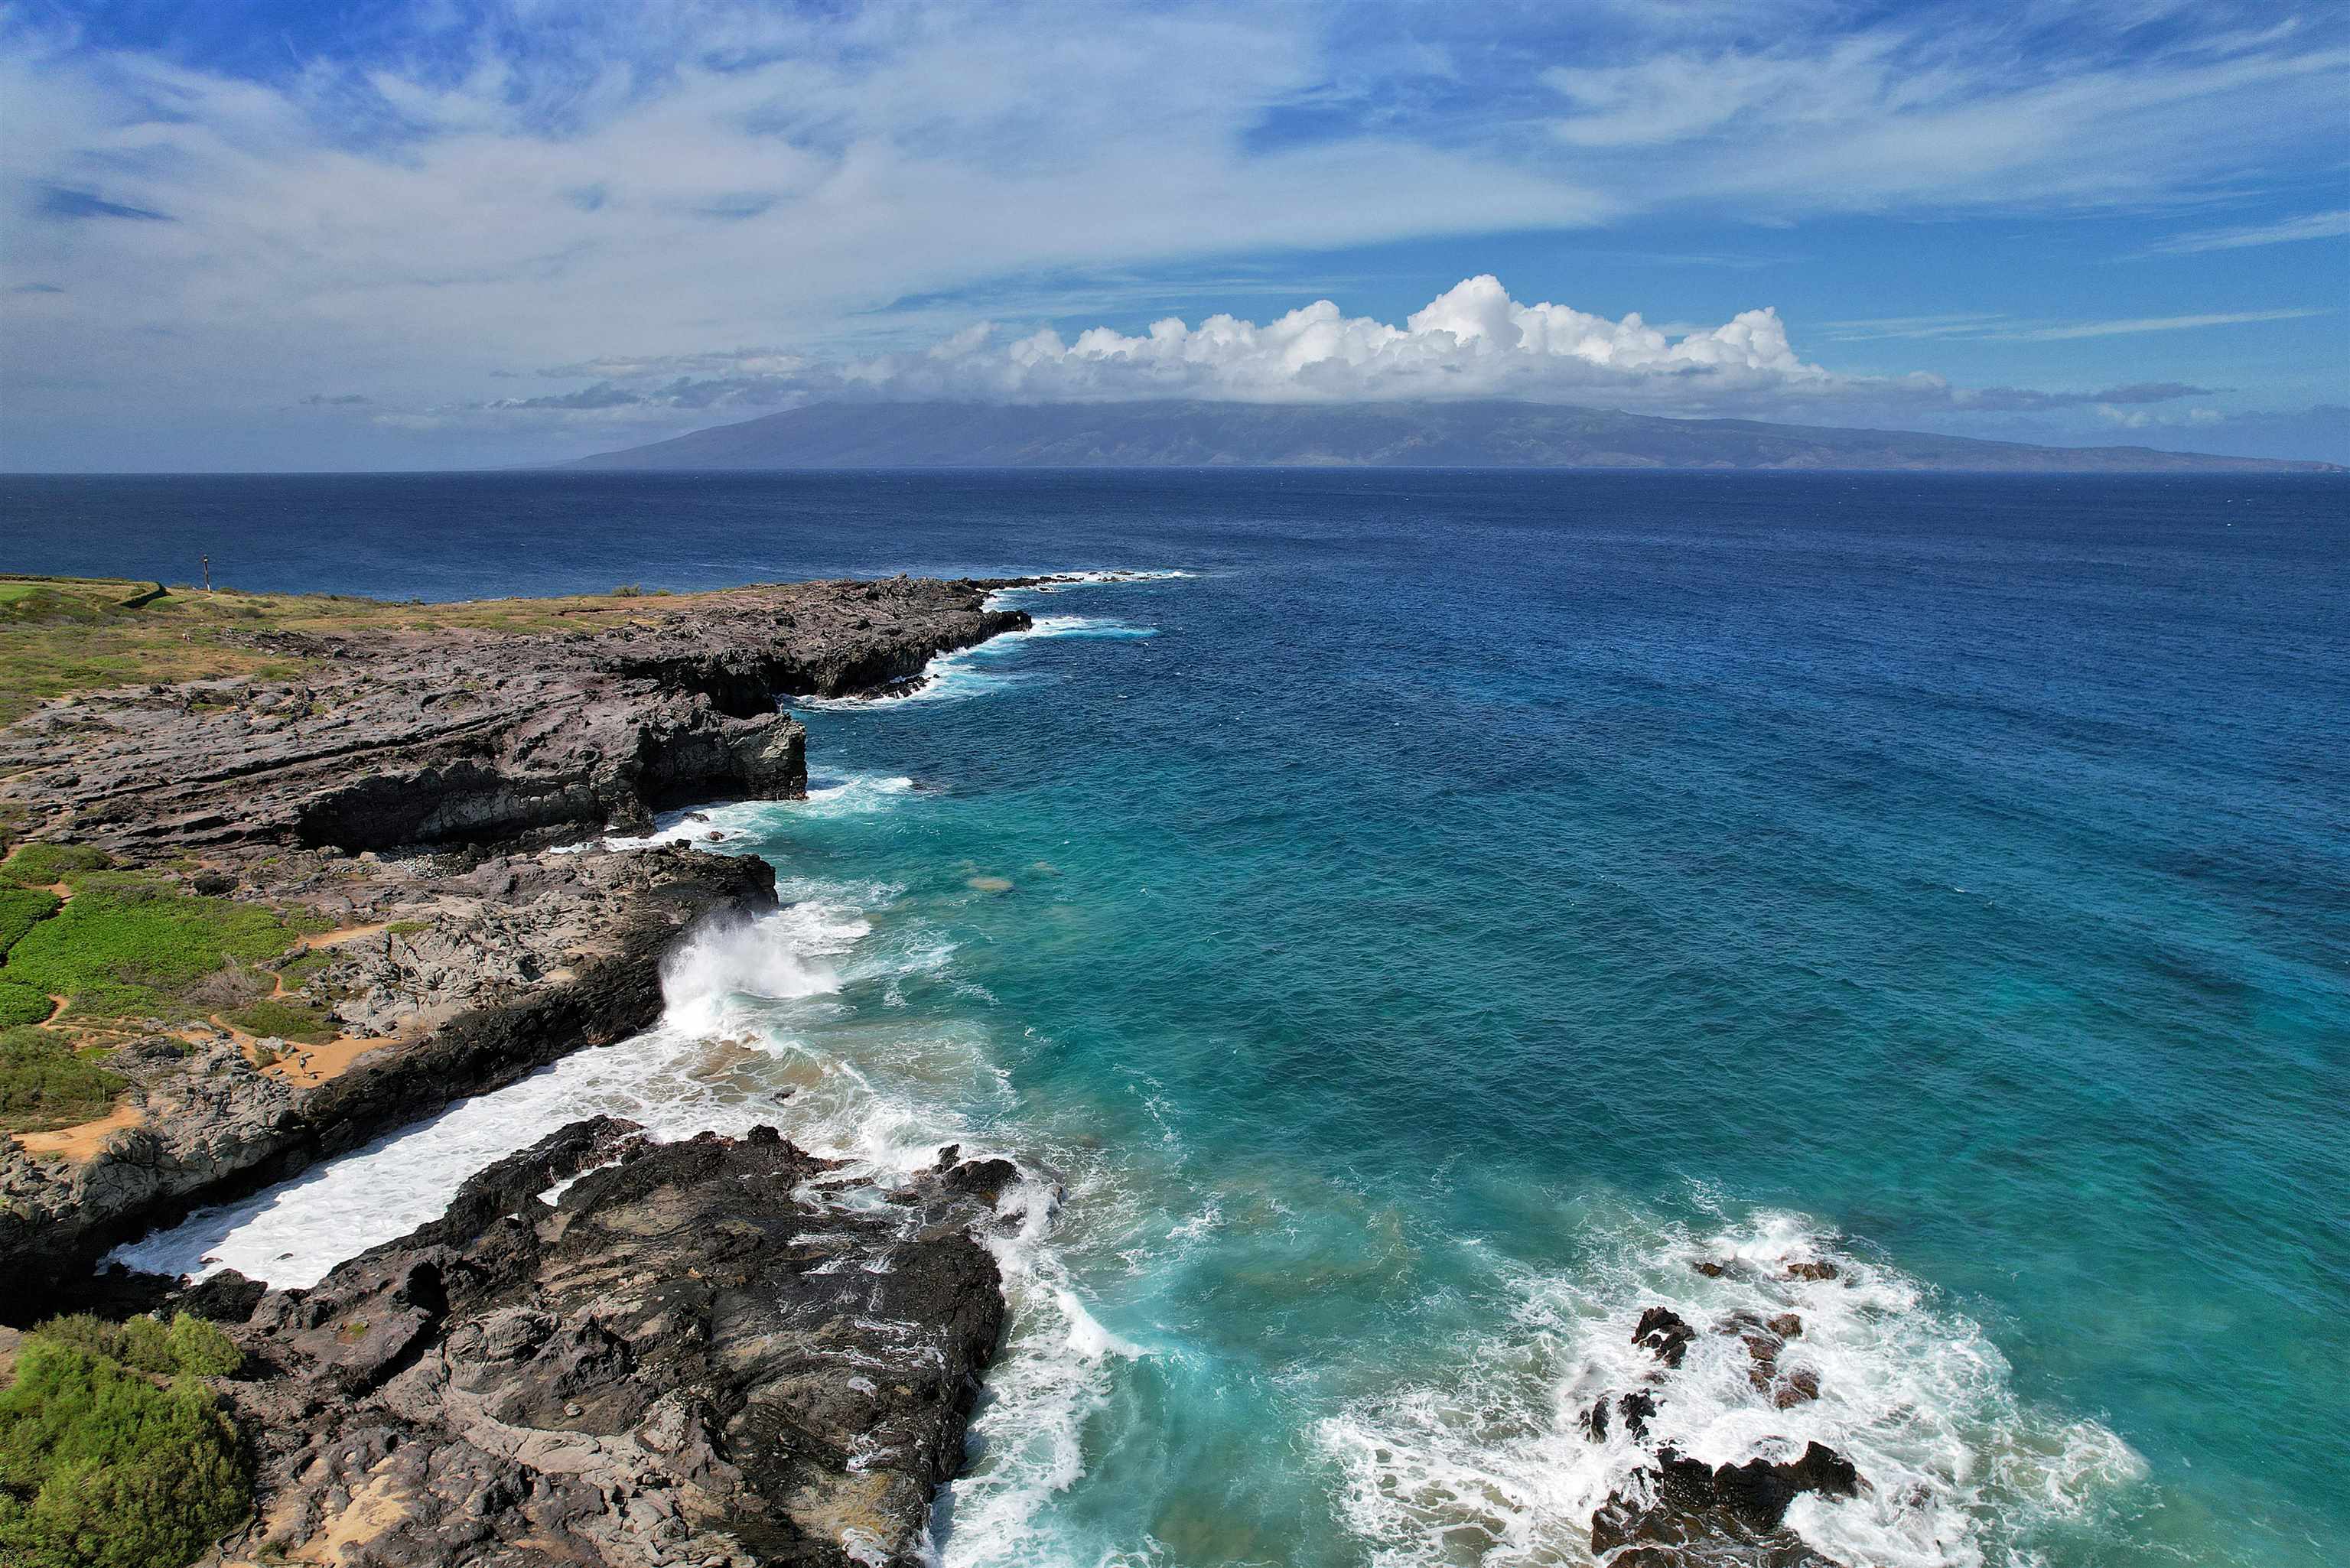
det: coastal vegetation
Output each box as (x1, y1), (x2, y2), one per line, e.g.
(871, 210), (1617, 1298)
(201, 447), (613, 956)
(2, 873), (301, 1023)
(0, 1028), (125, 1131)
(0, 838), (337, 1129)
(0, 1315), (249, 1568)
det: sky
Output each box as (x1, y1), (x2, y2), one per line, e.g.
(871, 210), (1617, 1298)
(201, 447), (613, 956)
(3, 0), (2346, 470)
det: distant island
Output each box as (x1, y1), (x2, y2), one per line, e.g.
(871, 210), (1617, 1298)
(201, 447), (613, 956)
(558, 399), (2342, 473)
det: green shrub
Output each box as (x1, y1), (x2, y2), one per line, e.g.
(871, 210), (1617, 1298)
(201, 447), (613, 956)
(0, 844), (109, 889)
(0, 1335), (252, 1568)
(1, 876), (295, 1022)
(29, 1316), (241, 1381)
(0, 981), (51, 1027)
(0, 886), (58, 955)
(0, 1028), (126, 1133)
(225, 998), (337, 1046)
(610, 584), (643, 597)
(275, 949), (333, 989)
(164, 1319), (242, 1379)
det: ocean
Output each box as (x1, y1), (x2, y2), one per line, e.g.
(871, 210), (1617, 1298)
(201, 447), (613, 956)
(7, 469), (2345, 1566)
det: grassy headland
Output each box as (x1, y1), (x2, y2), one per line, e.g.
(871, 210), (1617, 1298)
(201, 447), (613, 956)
(0, 572), (698, 728)
(0, 574), (739, 1138)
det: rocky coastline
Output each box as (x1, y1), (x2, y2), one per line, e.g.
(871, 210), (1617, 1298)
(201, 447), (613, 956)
(2, 568), (1879, 1566)
(0, 574), (1029, 1305)
(194, 1118), (1017, 1568)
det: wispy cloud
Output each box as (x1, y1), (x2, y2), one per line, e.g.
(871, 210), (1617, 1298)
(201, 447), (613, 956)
(2144, 209), (2350, 255)
(1998, 308), (2331, 340)
(2, 1), (2345, 466)
(1820, 313), (2011, 343)
(1823, 309), (2329, 343)
(37, 186), (172, 222)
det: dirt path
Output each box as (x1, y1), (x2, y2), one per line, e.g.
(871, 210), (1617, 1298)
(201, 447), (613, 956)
(14, 1101), (143, 1160)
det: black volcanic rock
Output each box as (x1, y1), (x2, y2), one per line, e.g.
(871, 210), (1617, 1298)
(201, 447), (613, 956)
(556, 399), (2343, 473)
(0, 576), (1027, 1309)
(1592, 1443), (1860, 1567)
(1581, 1301), (1863, 1566)
(211, 1119), (1012, 1568)
(0, 577), (1027, 854)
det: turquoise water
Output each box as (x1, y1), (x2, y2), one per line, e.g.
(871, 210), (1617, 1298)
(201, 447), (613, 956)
(35, 471), (2346, 1565)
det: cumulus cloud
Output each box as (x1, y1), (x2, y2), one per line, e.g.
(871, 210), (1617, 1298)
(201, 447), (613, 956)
(425, 278), (2230, 431)
(3, 0), (2343, 467)
(425, 277), (1861, 420)
(901, 276), (1848, 407)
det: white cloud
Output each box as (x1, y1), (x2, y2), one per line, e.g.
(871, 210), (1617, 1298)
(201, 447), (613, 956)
(2000, 308), (2331, 340)
(2145, 209), (2350, 254)
(2, 1), (2344, 467)
(870, 275), (1837, 406)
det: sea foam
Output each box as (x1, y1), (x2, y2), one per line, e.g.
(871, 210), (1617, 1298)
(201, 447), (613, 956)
(1317, 1208), (2145, 1568)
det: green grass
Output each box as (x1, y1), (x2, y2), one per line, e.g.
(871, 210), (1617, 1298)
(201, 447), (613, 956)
(275, 949), (334, 989)
(0, 984), (52, 1028)
(0, 1028), (127, 1134)
(2, 875), (299, 1024)
(1, 844), (110, 889)
(0, 1326), (252, 1568)
(30, 1316), (239, 1381)
(225, 997), (337, 1045)
(0, 572), (781, 726)
(0, 886), (59, 953)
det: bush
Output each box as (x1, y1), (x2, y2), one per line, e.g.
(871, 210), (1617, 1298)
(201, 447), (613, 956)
(0, 844), (109, 889)
(0, 885), (58, 955)
(31, 1316), (241, 1380)
(0, 1335), (252, 1568)
(610, 584), (643, 597)
(0, 981), (51, 1027)
(0, 1027), (125, 1133)
(225, 997), (337, 1046)
(1, 875), (295, 1023)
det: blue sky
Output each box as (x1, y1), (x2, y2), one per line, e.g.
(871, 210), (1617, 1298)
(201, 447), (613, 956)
(4, 0), (2345, 469)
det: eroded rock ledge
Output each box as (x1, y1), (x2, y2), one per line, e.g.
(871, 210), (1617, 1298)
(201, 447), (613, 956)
(0, 575), (1029, 852)
(190, 1118), (1013, 1568)
(0, 575), (1030, 1307)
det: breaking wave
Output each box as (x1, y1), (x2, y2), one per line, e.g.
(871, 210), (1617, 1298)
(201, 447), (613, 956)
(1317, 1207), (2146, 1568)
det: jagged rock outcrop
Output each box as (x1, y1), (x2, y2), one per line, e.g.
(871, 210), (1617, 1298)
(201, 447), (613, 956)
(0, 577), (1027, 853)
(195, 1119), (1011, 1568)
(1, 576), (1033, 1309)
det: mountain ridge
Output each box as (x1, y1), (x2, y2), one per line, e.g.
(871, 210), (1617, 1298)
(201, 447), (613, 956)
(555, 399), (2342, 473)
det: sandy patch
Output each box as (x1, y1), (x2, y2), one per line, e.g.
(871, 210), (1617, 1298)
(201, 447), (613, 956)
(14, 1101), (143, 1161)
(297, 921), (392, 950)
(262, 1033), (396, 1087)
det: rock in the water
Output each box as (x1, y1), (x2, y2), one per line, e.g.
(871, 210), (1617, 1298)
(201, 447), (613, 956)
(1633, 1306), (1698, 1368)
(213, 1118), (1012, 1568)
(1579, 1299), (1860, 1566)
(1592, 1442), (1860, 1567)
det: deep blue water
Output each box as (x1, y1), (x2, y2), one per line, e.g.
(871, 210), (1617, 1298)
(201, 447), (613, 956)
(11, 470), (2348, 1566)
